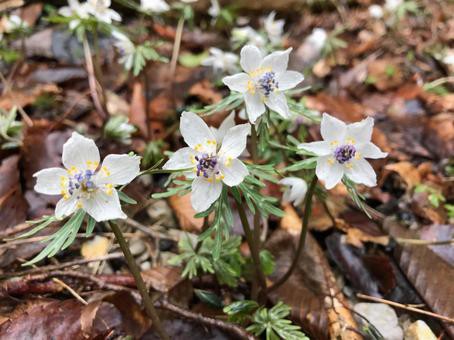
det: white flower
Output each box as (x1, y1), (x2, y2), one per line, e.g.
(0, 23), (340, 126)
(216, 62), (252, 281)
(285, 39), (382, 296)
(163, 111), (250, 212)
(232, 26), (266, 48)
(208, 0), (220, 18)
(3, 15), (27, 33)
(264, 11), (285, 45)
(140, 0), (170, 13)
(298, 113), (387, 190)
(112, 31), (135, 70)
(305, 28), (327, 54)
(385, 0), (403, 11)
(33, 132), (140, 221)
(59, 0), (89, 29)
(85, 0), (121, 23)
(222, 45), (304, 124)
(279, 177), (307, 206)
(368, 5), (384, 18)
(201, 48), (239, 74)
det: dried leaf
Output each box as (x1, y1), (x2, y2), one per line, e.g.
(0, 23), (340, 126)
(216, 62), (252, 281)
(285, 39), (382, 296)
(267, 205), (360, 339)
(81, 236), (110, 260)
(385, 161), (421, 189)
(367, 59), (404, 91)
(129, 80), (148, 137)
(188, 79), (222, 105)
(168, 193), (204, 232)
(383, 218), (454, 337)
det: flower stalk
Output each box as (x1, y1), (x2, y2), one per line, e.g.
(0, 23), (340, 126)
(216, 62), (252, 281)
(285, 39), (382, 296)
(266, 175), (317, 294)
(108, 221), (170, 340)
(232, 191), (267, 299)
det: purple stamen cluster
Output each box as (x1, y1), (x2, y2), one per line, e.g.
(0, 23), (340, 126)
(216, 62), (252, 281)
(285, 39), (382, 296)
(69, 169), (95, 194)
(334, 144), (356, 164)
(258, 71), (278, 96)
(195, 154), (218, 178)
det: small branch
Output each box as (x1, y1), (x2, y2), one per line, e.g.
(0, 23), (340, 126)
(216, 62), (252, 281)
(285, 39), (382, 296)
(158, 299), (257, 340)
(169, 16), (185, 83)
(395, 237), (454, 246)
(52, 278), (88, 305)
(108, 221), (170, 340)
(266, 176), (318, 294)
(357, 293), (454, 324)
(82, 34), (108, 120)
(1, 253), (123, 278)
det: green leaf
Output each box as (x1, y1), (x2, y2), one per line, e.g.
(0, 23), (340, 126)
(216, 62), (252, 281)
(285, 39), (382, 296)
(260, 250), (276, 276)
(118, 191), (137, 204)
(85, 215), (97, 235)
(195, 289), (224, 308)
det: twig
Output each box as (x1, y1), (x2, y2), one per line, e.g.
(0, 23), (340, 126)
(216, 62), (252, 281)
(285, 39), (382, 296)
(108, 221), (170, 340)
(395, 237), (454, 246)
(266, 176), (318, 294)
(1, 253), (124, 278)
(0, 222), (31, 239)
(0, 71), (33, 127)
(124, 218), (182, 242)
(357, 293), (454, 324)
(158, 299), (256, 340)
(169, 16), (185, 83)
(82, 34), (108, 120)
(0, 232), (135, 249)
(52, 278), (88, 305)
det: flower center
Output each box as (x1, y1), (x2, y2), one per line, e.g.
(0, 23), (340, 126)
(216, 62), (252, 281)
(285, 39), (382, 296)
(334, 144), (356, 164)
(69, 169), (97, 195)
(258, 71), (278, 96)
(195, 154), (219, 178)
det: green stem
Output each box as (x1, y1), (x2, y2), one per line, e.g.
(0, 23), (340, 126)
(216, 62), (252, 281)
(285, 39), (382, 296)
(265, 176), (317, 294)
(108, 221), (169, 340)
(233, 192), (267, 298)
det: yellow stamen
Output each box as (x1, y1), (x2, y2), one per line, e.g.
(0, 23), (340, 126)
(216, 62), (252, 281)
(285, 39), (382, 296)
(346, 137), (356, 145)
(225, 157), (233, 167)
(330, 140), (339, 147)
(105, 184), (113, 195)
(102, 166), (111, 176)
(247, 80), (256, 94)
(77, 201), (83, 208)
(68, 166), (78, 175)
(355, 152), (361, 160)
(194, 143), (203, 152)
(345, 163), (353, 169)
(328, 158), (335, 166)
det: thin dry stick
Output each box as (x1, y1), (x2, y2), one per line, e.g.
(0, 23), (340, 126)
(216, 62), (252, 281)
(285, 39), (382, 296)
(169, 16), (185, 82)
(357, 293), (454, 324)
(108, 221), (170, 340)
(266, 176), (318, 294)
(52, 278), (88, 305)
(82, 35), (108, 120)
(159, 299), (256, 340)
(1, 253), (124, 278)
(395, 237), (454, 246)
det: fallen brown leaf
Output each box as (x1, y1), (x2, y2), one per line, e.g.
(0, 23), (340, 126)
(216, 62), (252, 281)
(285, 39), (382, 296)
(168, 193), (204, 232)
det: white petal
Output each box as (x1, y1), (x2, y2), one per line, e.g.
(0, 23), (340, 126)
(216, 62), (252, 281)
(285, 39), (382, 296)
(220, 159), (248, 186)
(94, 154), (141, 186)
(279, 177), (307, 206)
(190, 177), (223, 212)
(240, 45), (262, 73)
(277, 71), (304, 91)
(265, 92), (290, 119)
(298, 141), (332, 156)
(358, 142), (387, 159)
(108, 9), (122, 22)
(245, 93), (266, 124)
(34, 168), (68, 195)
(316, 156), (344, 190)
(162, 147), (196, 170)
(62, 132), (100, 171)
(55, 196), (79, 219)
(180, 111), (216, 154)
(218, 123), (251, 159)
(214, 111), (236, 143)
(346, 116), (374, 144)
(320, 113), (347, 142)
(222, 73), (249, 93)
(260, 48), (292, 74)
(81, 190), (126, 222)
(345, 158), (377, 187)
